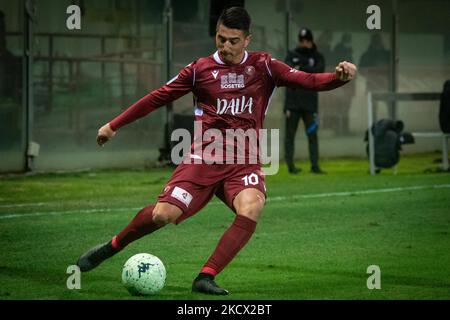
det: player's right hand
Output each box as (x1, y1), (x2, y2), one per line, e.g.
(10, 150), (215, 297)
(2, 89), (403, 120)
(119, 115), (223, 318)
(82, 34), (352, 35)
(97, 123), (116, 146)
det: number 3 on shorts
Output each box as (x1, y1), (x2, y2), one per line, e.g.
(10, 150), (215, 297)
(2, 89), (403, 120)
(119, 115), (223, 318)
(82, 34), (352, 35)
(242, 173), (259, 186)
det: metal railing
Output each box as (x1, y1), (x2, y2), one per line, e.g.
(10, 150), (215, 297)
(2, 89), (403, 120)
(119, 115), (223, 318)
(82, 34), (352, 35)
(7, 30), (164, 111)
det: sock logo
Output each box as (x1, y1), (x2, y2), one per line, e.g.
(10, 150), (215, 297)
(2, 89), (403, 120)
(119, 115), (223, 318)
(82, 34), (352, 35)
(171, 186), (193, 207)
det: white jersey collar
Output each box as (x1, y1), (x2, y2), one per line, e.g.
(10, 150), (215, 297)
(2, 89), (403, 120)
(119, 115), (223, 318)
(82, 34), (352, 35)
(240, 50), (249, 64)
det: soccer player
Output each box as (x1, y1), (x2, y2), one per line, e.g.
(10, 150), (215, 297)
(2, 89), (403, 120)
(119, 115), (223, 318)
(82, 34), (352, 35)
(76, 7), (356, 295)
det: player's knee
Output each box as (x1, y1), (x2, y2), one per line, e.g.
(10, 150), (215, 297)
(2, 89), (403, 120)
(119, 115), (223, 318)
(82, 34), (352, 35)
(153, 203), (182, 226)
(236, 197), (264, 221)
(151, 211), (170, 226)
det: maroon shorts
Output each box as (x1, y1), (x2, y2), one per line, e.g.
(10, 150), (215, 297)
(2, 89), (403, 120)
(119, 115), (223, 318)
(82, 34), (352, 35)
(157, 163), (266, 224)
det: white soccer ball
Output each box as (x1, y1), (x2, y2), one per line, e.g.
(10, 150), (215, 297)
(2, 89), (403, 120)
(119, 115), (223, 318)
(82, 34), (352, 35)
(121, 253), (166, 295)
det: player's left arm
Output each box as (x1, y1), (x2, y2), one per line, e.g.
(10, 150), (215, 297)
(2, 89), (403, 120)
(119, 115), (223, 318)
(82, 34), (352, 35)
(269, 57), (356, 91)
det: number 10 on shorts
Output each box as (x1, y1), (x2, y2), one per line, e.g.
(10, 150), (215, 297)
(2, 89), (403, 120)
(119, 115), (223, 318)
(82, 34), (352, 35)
(242, 173), (259, 186)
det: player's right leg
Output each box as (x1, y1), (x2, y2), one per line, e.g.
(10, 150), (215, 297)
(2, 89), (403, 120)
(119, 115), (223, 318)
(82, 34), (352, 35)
(76, 202), (182, 272)
(303, 111), (325, 174)
(284, 110), (302, 174)
(192, 168), (266, 295)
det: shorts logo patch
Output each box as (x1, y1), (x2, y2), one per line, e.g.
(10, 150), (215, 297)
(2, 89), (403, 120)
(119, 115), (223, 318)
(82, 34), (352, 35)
(171, 186), (193, 207)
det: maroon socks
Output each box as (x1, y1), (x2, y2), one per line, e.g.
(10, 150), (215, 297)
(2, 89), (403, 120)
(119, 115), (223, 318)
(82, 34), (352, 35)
(201, 215), (257, 276)
(111, 205), (257, 279)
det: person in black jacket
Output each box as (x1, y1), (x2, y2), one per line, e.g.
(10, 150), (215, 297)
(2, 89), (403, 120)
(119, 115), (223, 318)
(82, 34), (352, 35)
(439, 80), (450, 133)
(0, 10), (22, 150)
(284, 28), (325, 174)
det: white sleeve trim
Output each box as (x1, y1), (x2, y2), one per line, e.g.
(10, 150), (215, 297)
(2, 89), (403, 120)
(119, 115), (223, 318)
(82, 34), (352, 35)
(265, 87), (277, 115)
(166, 75), (178, 85)
(265, 59), (272, 77)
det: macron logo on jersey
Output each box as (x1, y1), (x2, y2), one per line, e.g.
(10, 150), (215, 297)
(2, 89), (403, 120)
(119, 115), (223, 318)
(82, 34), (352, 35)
(221, 73), (245, 89)
(212, 70), (219, 79)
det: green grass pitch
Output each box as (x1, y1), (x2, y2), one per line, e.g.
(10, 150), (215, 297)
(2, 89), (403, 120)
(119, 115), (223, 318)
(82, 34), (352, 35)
(0, 153), (449, 300)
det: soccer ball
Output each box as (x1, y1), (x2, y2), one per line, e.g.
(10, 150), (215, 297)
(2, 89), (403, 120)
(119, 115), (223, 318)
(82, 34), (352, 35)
(121, 253), (166, 295)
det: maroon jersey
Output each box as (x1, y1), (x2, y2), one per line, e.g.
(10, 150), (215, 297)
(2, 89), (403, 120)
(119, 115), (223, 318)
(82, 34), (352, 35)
(109, 51), (347, 162)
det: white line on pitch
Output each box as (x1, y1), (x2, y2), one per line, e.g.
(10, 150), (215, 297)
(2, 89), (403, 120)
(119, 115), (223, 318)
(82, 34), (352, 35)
(0, 202), (47, 208)
(0, 207), (142, 220)
(1, 184), (449, 220)
(266, 184), (450, 202)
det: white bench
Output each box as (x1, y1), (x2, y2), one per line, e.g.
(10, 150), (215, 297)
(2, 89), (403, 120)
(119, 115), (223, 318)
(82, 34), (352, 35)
(411, 132), (450, 170)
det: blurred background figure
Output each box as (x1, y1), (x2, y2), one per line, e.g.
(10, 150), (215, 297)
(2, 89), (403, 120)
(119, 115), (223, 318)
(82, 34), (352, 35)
(284, 27), (326, 174)
(359, 33), (389, 91)
(0, 10), (22, 151)
(439, 79), (450, 134)
(359, 33), (390, 116)
(316, 29), (336, 137)
(0, 10), (21, 101)
(330, 33), (355, 135)
(315, 29), (333, 71)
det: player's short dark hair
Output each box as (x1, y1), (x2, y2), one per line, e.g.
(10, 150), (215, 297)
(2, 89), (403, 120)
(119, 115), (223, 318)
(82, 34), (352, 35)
(216, 7), (251, 36)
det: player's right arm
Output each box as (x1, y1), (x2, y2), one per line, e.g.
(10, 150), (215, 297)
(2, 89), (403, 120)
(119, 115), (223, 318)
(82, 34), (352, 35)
(96, 62), (196, 146)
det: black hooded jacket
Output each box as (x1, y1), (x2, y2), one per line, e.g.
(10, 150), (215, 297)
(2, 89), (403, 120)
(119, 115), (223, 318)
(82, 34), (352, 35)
(440, 80), (450, 133)
(284, 45), (325, 112)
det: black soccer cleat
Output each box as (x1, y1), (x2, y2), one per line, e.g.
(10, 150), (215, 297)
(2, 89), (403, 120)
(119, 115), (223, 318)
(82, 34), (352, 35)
(76, 240), (117, 272)
(192, 274), (229, 295)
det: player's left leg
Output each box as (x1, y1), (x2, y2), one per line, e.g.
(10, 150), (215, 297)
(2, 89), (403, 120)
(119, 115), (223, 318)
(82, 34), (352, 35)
(192, 169), (266, 295)
(77, 163), (217, 272)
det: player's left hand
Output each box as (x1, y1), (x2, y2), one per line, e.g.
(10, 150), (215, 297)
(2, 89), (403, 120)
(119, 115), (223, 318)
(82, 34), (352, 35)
(335, 61), (357, 81)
